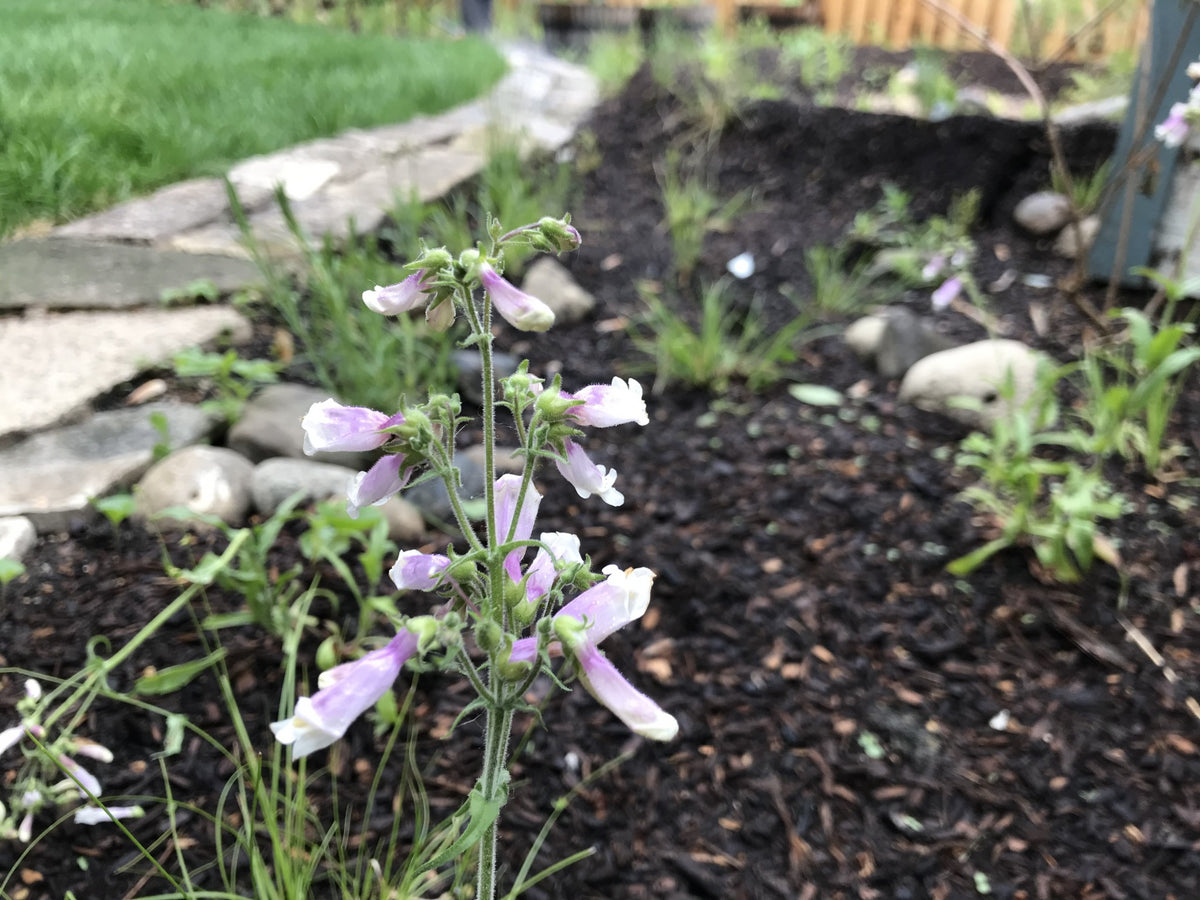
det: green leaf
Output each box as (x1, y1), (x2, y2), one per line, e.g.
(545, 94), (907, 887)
(788, 383), (842, 406)
(0, 557), (26, 585)
(135, 649), (226, 695)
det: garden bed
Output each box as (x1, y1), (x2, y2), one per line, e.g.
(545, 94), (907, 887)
(4, 53), (1200, 900)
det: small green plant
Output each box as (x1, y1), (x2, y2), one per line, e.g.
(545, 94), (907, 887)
(779, 26), (850, 100)
(948, 363), (1124, 582)
(888, 49), (960, 118)
(89, 492), (136, 545)
(299, 499), (401, 655)
(172, 347), (282, 423)
(582, 28), (646, 96)
(800, 245), (883, 315)
(657, 149), (753, 283)
(1076, 308), (1200, 474)
(630, 277), (825, 393)
(236, 186), (459, 411)
(0, 558), (25, 603)
(1052, 159), (1112, 216)
(167, 496), (312, 638)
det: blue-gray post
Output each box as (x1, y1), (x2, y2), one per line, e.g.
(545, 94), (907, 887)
(1087, 1), (1200, 286)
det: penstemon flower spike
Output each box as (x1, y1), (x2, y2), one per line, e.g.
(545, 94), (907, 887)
(273, 215), (676, 900)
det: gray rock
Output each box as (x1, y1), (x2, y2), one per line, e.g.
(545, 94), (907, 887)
(381, 496), (426, 544)
(0, 306), (251, 440)
(875, 308), (958, 379)
(0, 239), (261, 311)
(844, 313), (888, 361)
(1013, 191), (1073, 236)
(899, 340), (1042, 428)
(250, 457), (356, 516)
(1052, 95), (1128, 127)
(0, 403), (218, 532)
(460, 444), (526, 477)
(520, 257), (596, 325)
(454, 350), (520, 406)
(403, 450), (487, 525)
(134, 446), (255, 529)
(0, 517), (37, 562)
(227, 383), (362, 466)
(1053, 214), (1101, 259)
(52, 178), (272, 244)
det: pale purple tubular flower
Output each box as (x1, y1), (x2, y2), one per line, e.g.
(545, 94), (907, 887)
(555, 439), (623, 507)
(390, 549), (451, 591)
(0, 725), (24, 757)
(494, 475), (542, 580)
(70, 738), (114, 764)
(509, 565), (654, 665)
(271, 629), (420, 758)
(563, 377), (649, 427)
(479, 263), (555, 332)
(74, 805), (145, 826)
(363, 271), (432, 315)
(931, 276), (963, 310)
(570, 639), (678, 741)
(59, 755), (102, 797)
(301, 399), (404, 455)
(523, 531), (583, 605)
(1157, 102), (1190, 148)
(347, 454), (413, 518)
(921, 255), (945, 281)
(17, 811), (33, 843)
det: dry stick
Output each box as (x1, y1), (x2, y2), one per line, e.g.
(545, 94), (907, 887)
(1117, 613), (1200, 722)
(918, 0), (1111, 334)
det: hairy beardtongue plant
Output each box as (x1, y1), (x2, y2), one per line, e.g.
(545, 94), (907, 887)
(270, 215), (678, 897)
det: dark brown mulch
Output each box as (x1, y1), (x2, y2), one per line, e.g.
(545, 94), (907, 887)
(4, 54), (1200, 900)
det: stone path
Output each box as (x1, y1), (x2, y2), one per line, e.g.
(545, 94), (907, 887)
(0, 42), (598, 544)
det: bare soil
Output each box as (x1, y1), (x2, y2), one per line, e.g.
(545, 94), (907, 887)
(4, 52), (1200, 900)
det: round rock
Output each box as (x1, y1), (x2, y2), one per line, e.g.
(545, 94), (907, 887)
(1014, 191), (1072, 235)
(898, 339), (1042, 428)
(134, 445), (255, 529)
(250, 457), (356, 515)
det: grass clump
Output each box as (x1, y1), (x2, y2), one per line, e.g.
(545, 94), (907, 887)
(0, 0), (507, 238)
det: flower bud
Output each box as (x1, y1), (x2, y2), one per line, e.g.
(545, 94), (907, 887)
(413, 246), (453, 273)
(534, 384), (580, 421)
(538, 216), (582, 253)
(475, 620), (503, 653)
(495, 652), (533, 684)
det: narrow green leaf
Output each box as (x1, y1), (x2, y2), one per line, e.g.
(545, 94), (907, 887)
(135, 649), (226, 695)
(788, 383), (843, 406)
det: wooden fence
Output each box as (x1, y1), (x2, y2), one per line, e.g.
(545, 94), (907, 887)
(595, 0), (1150, 61)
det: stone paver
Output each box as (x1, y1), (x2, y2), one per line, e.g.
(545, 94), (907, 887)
(0, 239), (262, 311)
(0, 306), (250, 435)
(0, 42), (601, 529)
(0, 403), (219, 531)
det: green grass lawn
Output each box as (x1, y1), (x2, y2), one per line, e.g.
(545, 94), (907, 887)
(0, 0), (507, 239)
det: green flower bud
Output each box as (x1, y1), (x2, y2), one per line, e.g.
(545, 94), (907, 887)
(538, 216), (582, 253)
(534, 385), (579, 421)
(475, 620), (503, 653)
(413, 246), (453, 273)
(552, 615), (588, 651)
(315, 635), (340, 672)
(495, 653), (533, 684)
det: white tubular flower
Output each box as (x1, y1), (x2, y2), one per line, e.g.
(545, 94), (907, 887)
(74, 805), (145, 826)
(569, 640), (679, 741)
(389, 549), (451, 591)
(59, 756), (102, 798)
(480, 263), (555, 332)
(555, 439), (623, 506)
(0, 725), (24, 757)
(301, 399), (403, 454)
(564, 377), (649, 427)
(362, 271), (432, 315)
(523, 531), (583, 604)
(271, 630), (419, 759)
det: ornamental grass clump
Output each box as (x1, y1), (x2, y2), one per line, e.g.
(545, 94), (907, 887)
(271, 214), (677, 898)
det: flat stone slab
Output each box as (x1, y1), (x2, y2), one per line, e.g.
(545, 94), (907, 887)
(51, 178), (274, 244)
(0, 239), (262, 310)
(0, 402), (219, 532)
(0, 306), (251, 438)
